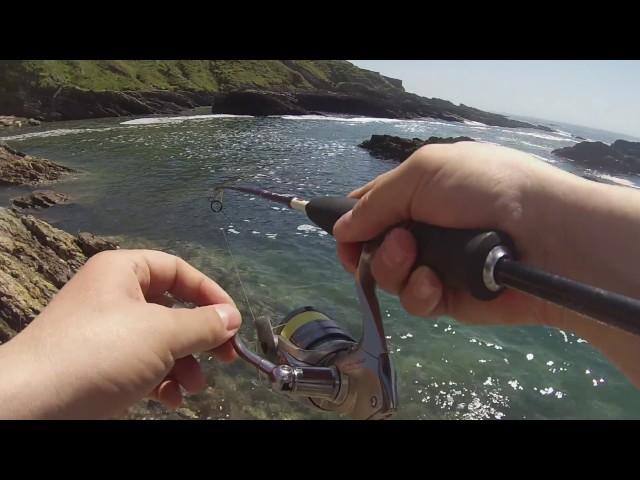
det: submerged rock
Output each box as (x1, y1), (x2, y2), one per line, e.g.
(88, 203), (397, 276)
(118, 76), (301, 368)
(552, 139), (640, 174)
(11, 190), (71, 209)
(0, 144), (74, 186)
(0, 208), (118, 342)
(359, 134), (475, 161)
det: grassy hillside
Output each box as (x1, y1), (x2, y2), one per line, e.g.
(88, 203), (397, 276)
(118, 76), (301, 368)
(0, 60), (402, 94)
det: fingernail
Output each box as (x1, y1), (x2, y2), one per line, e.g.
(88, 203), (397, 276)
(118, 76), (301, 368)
(381, 229), (408, 267)
(334, 210), (352, 237)
(414, 270), (435, 300)
(213, 304), (241, 331)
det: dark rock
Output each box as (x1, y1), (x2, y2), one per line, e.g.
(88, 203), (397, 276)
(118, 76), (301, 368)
(211, 90), (307, 116)
(552, 140), (640, 174)
(575, 135), (586, 140)
(209, 89), (554, 131)
(612, 139), (640, 158)
(76, 232), (119, 258)
(0, 144), (74, 186)
(11, 190), (71, 209)
(359, 134), (475, 162)
(0, 208), (119, 337)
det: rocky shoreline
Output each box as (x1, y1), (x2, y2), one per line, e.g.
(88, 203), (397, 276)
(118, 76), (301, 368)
(209, 89), (554, 131)
(0, 144), (118, 343)
(552, 139), (640, 174)
(0, 144), (75, 186)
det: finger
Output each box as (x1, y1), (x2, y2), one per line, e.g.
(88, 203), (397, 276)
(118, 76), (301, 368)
(349, 177), (378, 199)
(170, 356), (206, 394)
(336, 242), (362, 274)
(399, 266), (444, 318)
(209, 340), (237, 363)
(334, 169), (422, 243)
(157, 379), (183, 410)
(370, 228), (417, 294)
(148, 292), (177, 308)
(161, 303), (241, 359)
(122, 250), (236, 307)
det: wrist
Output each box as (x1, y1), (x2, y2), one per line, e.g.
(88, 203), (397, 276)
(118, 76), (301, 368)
(0, 334), (64, 419)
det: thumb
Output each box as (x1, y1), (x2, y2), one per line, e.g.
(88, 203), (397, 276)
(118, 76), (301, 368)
(163, 303), (242, 359)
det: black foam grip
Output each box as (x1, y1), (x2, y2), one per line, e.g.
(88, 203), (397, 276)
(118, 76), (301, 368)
(306, 196), (358, 235)
(408, 224), (515, 300)
(306, 196), (515, 301)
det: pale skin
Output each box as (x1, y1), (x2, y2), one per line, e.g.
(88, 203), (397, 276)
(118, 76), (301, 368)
(335, 141), (640, 388)
(1, 141), (640, 419)
(0, 249), (241, 419)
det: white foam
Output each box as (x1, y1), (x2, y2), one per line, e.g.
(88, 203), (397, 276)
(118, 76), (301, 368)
(590, 173), (637, 188)
(0, 127), (118, 141)
(502, 129), (576, 143)
(120, 114), (253, 125)
(463, 120), (488, 127)
(526, 353), (534, 361)
(519, 141), (548, 149)
(297, 224), (320, 233)
(278, 114), (406, 124)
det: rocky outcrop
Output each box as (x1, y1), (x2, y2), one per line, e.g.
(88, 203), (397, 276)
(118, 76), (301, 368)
(210, 90), (307, 116)
(0, 144), (74, 186)
(359, 134), (475, 161)
(11, 190), (71, 209)
(19, 88), (216, 122)
(552, 139), (640, 174)
(0, 116), (40, 128)
(0, 61), (554, 131)
(0, 208), (118, 343)
(210, 89), (554, 131)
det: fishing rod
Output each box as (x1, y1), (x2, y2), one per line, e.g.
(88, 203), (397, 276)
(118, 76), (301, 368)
(209, 184), (640, 420)
(212, 184), (640, 336)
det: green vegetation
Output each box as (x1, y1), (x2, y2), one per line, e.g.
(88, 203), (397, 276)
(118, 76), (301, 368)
(0, 60), (402, 94)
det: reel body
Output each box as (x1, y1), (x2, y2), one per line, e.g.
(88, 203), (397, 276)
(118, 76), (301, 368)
(232, 242), (398, 420)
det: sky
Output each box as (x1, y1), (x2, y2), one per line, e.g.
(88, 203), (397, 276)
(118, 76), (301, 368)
(350, 61), (640, 138)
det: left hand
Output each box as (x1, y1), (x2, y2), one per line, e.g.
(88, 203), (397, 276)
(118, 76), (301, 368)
(0, 249), (241, 419)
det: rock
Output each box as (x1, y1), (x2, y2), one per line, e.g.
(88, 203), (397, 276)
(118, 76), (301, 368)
(0, 144), (74, 186)
(0, 319), (15, 344)
(11, 190), (71, 209)
(211, 90), (307, 116)
(552, 140), (640, 174)
(359, 134), (475, 161)
(0, 208), (118, 338)
(76, 232), (119, 258)
(210, 89), (552, 131)
(575, 135), (586, 140)
(612, 139), (640, 158)
(0, 116), (40, 128)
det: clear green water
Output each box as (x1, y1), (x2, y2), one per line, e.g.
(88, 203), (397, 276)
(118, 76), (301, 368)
(2, 113), (640, 419)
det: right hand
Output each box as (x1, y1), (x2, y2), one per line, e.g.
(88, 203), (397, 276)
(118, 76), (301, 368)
(334, 141), (588, 329)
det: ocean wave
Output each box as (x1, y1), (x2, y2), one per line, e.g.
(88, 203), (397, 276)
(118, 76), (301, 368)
(0, 127), (119, 141)
(501, 129), (576, 143)
(120, 114), (253, 125)
(463, 120), (488, 127)
(518, 141), (548, 149)
(277, 115), (405, 123)
(590, 173), (637, 188)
